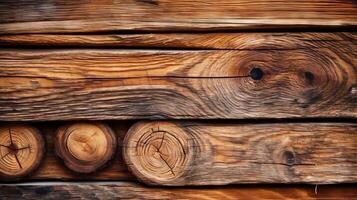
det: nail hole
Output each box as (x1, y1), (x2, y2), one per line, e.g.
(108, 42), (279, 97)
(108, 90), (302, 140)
(304, 71), (314, 83)
(250, 68), (264, 80)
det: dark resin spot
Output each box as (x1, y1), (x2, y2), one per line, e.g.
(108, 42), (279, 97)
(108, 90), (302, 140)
(250, 68), (264, 80)
(283, 151), (295, 165)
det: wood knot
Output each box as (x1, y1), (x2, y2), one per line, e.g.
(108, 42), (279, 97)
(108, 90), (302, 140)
(55, 122), (116, 173)
(283, 151), (295, 166)
(0, 124), (45, 180)
(123, 121), (192, 185)
(250, 67), (264, 80)
(304, 71), (314, 84)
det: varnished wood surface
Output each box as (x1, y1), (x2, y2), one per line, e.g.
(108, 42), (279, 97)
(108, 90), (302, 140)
(0, 34), (355, 120)
(0, 182), (356, 200)
(124, 122), (357, 186)
(0, 1), (356, 34)
(0, 33), (356, 49)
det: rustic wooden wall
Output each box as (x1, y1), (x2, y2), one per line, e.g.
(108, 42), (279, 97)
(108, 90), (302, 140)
(0, 1), (356, 199)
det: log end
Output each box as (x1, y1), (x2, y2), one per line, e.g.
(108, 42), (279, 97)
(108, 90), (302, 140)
(0, 124), (45, 180)
(55, 122), (117, 174)
(123, 121), (194, 185)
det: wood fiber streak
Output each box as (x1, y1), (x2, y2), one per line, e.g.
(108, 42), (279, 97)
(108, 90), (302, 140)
(0, 36), (355, 121)
(27, 123), (133, 181)
(0, 183), (356, 200)
(0, 1), (356, 34)
(124, 122), (357, 185)
(0, 33), (356, 49)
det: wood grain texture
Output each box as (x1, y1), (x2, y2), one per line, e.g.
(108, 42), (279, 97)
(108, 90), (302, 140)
(0, 124), (45, 180)
(55, 122), (117, 174)
(124, 121), (357, 186)
(0, 34), (355, 120)
(0, 32), (355, 49)
(0, 182), (356, 200)
(0, 1), (356, 34)
(23, 123), (134, 181)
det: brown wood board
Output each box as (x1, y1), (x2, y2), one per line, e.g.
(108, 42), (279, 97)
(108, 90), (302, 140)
(0, 122), (355, 184)
(0, 34), (355, 121)
(0, 1), (356, 34)
(0, 33), (356, 49)
(0, 182), (356, 200)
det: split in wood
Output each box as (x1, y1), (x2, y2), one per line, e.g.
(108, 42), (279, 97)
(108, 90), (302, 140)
(0, 124), (45, 180)
(55, 122), (117, 174)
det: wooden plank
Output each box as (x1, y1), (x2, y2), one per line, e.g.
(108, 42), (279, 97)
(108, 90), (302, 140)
(0, 33), (356, 49)
(0, 1), (356, 34)
(0, 35), (355, 121)
(1, 122), (356, 184)
(0, 182), (356, 200)
(124, 122), (357, 185)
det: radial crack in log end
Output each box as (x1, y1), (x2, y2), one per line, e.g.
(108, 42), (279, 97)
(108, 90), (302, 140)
(55, 122), (117, 174)
(0, 124), (45, 180)
(123, 121), (195, 185)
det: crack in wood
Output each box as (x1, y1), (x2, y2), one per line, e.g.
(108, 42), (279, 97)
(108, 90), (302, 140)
(14, 153), (22, 169)
(0, 75), (251, 80)
(159, 154), (175, 176)
(251, 161), (316, 167)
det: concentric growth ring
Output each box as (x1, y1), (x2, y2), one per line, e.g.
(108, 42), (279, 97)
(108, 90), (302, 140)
(123, 121), (193, 185)
(55, 122), (116, 173)
(0, 124), (45, 180)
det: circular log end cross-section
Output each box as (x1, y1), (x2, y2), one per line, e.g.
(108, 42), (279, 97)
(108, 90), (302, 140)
(55, 122), (116, 174)
(0, 124), (45, 180)
(123, 121), (194, 186)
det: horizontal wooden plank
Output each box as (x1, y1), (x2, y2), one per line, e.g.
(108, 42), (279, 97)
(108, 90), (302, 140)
(1, 122), (355, 184)
(1, 183), (356, 200)
(0, 33), (356, 49)
(0, 1), (356, 34)
(0, 35), (355, 120)
(124, 122), (357, 185)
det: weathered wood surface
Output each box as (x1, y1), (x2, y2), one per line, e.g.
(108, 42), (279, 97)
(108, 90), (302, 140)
(0, 1), (356, 34)
(0, 34), (355, 120)
(25, 123), (133, 181)
(0, 182), (356, 200)
(1, 122), (356, 184)
(0, 33), (355, 49)
(124, 122), (357, 186)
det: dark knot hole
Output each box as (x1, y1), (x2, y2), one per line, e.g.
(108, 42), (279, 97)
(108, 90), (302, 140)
(304, 71), (314, 83)
(283, 151), (296, 166)
(250, 68), (264, 80)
